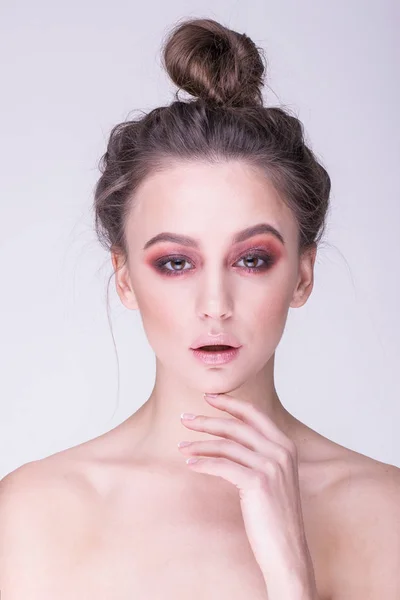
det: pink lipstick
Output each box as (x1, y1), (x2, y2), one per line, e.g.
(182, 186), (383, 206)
(190, 346), (241, 365)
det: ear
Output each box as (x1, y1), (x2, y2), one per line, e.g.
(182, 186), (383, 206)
(111, 250), (139, 311)
(289, 243), (317, 308)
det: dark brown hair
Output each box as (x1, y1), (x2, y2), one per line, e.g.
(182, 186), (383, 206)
(92, 17), (331, 420)
(93, 17), (331, 267)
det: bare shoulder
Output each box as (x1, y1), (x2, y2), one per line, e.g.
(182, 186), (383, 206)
(326, 450), (400, 526)
(324, 449), (400, 599)
(0, 455), (102, 597)
(0, 439), (111, 527)
(0, 416), (137, 510)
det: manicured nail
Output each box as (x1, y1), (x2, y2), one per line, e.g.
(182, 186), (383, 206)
(204, 393), (218, 398)
(177, 441), (191, 448)
(186, 457), (199, 464)
(181, 413), (196, 420)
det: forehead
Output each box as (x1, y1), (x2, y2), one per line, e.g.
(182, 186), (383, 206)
(126, 160), (297, 247)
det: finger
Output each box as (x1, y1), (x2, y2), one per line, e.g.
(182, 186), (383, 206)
(184, 455), (258, 492)
(204, 393), (295, 452)
(181, 414), (291, 464)
(178, 438), (275, 472)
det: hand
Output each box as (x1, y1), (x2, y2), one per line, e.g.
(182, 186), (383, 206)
(178, 392), (319, 599)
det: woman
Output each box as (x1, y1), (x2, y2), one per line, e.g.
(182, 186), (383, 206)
(0, 17), (399, 600)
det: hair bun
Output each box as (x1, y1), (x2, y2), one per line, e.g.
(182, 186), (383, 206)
(162, 18), (266, 108)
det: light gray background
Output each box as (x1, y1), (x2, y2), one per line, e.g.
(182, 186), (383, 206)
(0, 1), (398, 478)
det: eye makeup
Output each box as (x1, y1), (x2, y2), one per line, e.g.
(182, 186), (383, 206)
(148, 240), (282, 278)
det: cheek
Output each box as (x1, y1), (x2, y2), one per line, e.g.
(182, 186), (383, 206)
(254, 290), (290, 337)
(133, 255), (295, 357)
(247, 269), (295, 346)
(135, 284), (185, 353)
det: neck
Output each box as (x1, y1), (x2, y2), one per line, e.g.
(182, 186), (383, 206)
(127, 353), (299, 467)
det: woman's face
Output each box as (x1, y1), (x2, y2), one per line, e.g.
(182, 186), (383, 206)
(113, 160), (314, 389)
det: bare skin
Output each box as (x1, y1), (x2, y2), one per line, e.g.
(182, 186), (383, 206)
(0, 404), (398, 600)
(1, 161), (399, 598)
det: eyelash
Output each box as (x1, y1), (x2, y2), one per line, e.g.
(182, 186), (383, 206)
(153, 250), (275, 277)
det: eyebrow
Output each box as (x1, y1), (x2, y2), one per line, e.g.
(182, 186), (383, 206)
(143, 222), (285, 251)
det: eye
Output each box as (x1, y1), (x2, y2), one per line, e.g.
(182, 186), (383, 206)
(154, 250), (275, 276)
(236, 254), (270, 271)
(161, 257), (190, 271)
(159, 257), (191, 273)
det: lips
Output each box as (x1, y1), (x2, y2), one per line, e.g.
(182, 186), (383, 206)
(190, 332), (241, 350)
(191, 345), (241, 365)
(197, 345), (232, 351)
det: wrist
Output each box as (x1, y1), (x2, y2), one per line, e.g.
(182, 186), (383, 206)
(264, 579), (318, 600)
(261, 540), (318, 599)
(262, 564), (318, 600)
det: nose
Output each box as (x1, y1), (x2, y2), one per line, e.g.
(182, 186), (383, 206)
(196, 272), (233, 321)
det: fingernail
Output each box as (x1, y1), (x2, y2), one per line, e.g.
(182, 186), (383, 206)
(177, 441), (191, 447)
(181, 413), (196, 420)
(204, 393), (218, 398)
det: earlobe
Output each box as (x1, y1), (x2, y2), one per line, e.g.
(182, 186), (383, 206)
(289, 245), (317, 308)
(111, 253), (139, 311)
(289, 279), (314, 308)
